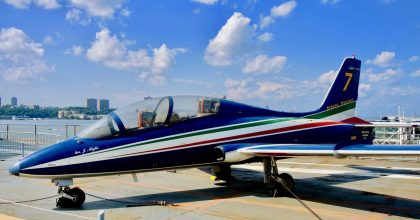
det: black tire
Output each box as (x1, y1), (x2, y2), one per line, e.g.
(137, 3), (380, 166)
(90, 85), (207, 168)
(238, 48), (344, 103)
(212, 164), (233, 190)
(278, 173), (294, 191)
(67, 188), (86, 207)
(56, 197), (71, 208)
(268, 173), (295, 197)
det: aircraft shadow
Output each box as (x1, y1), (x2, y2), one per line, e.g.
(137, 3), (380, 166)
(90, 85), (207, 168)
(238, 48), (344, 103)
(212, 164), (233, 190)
(68, 166), (420, 219)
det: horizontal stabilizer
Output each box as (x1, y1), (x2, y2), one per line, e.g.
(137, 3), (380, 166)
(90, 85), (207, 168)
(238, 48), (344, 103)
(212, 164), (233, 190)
(238, 144), (420, 158)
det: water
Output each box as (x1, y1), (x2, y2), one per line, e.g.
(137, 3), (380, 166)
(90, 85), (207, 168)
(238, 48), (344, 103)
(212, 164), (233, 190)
(0, 119), (96, 154)
(0, 119), (95, 139)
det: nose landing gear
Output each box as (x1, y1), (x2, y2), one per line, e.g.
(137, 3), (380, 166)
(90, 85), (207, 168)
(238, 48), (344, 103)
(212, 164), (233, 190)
(56, 187), (86, 208)
(53, 179), (86, 208)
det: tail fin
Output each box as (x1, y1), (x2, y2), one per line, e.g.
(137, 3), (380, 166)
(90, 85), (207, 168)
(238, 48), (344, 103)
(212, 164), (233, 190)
(305, 57), (361, 121)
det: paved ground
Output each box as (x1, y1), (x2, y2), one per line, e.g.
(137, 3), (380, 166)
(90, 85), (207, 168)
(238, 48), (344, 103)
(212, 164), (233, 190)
(0, 153), (419, 220)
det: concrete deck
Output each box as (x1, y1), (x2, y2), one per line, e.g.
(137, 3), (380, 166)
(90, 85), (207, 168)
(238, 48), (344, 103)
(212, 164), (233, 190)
(0, 153), (419, 220)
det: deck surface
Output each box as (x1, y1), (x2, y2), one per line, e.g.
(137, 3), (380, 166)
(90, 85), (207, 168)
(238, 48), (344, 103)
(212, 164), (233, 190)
(0, 153), (419, 220)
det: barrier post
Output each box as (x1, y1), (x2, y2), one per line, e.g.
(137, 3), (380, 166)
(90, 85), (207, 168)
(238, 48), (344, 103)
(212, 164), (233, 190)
(97, 210), (105, 220)
(21, 143), (25, 158)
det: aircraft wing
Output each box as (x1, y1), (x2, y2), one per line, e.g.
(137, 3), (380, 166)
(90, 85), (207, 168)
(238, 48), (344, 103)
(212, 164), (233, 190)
(236, 144), (420, 158)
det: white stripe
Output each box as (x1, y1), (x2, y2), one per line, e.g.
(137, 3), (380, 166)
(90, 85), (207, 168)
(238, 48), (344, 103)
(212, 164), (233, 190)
(26, 119), (340, 170)
(277, 161), (420, 171)
(0, 198), (94, 219)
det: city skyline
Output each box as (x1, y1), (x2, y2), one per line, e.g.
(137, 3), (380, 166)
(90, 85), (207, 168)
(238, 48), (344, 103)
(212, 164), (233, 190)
(0, 1), (419, 117)
(0, 96), (111, 108)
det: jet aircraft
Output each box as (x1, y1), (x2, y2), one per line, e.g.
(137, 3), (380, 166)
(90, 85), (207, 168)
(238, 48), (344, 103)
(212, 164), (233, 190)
(9, 57), (420, 207)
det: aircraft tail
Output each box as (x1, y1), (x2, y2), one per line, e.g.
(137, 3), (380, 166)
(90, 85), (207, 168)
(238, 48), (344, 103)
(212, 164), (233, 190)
(305, 57), (362, 122)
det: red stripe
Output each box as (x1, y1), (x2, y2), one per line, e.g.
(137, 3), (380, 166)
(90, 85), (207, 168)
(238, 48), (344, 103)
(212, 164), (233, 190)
(341, 117), (371, 125)
(109, 121), (343, 158)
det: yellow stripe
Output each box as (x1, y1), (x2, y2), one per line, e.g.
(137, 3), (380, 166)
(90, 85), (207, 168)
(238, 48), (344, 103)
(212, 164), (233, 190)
(0, 214), (24, 220)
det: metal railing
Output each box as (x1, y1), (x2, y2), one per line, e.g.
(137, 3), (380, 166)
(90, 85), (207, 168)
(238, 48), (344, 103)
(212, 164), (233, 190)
(373, 126), (420, 145)
(0, 124), (88, 156)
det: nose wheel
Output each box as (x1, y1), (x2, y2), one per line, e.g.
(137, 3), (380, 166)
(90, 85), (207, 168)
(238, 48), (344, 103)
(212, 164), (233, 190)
(56, 187), (86, 208)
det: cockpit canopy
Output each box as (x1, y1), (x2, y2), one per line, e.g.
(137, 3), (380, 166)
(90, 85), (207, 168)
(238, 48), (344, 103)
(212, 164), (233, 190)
(78, 96), (220, 139)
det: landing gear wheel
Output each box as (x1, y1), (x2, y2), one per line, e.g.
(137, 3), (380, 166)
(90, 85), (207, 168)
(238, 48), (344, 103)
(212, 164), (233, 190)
(213, 165), (235, 183)
(56, 188), (85, 208)
(56, 197), (71, 208)
(68, 188), (85, 207)
(269, 173), (295, 197)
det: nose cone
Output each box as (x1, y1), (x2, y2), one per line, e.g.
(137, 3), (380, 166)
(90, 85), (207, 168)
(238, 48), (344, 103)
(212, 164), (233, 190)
(9, 162), (20, 176)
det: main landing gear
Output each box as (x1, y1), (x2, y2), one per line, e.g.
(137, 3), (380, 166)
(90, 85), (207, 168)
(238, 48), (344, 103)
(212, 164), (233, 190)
(53, 179), (86, 208)
(263, 157), (295, 197)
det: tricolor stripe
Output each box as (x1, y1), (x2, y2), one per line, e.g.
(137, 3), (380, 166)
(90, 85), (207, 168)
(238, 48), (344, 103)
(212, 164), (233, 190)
(108, 121), (344, 159)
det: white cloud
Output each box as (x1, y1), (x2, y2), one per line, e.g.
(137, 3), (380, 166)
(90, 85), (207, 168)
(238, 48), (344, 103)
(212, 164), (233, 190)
(368, 68), (402, 82)
(0, 27), (52, 81)
(204, 12), (254, 66)
(257, 32), (273, 42)
(66, 8), (91, 26)
(191, 0), (218, 5)
(170, 78), (213, 88)
(120, 8), (131, 17)
(224, 78), (253, 101)
(270, 0), (298, 17)
(318, 70), (336, 85)
(152, 45), (187, 73)
(251, 81), (283, 99)
(4, 0), (60, 9)
(86, 28), (186, 85)
(366, 51), (396, 67)
(409, 55), (419, 62)
(68, 0), (124, 18)
(148, 75), (166, 86)
(4, 0), (31, 9)
(359, 83), (372, 97)
(242, 55), (287, 74)
(259, 15), (275, 29)
(43, 35), (54, 45)
(320, 0), (342, 5)
(65, 45), (84, 56)
(410, 69), (420, 77)
(34, 0), (60, 9)
(224, 76), (320, 102)
(259, 1), (297, 29)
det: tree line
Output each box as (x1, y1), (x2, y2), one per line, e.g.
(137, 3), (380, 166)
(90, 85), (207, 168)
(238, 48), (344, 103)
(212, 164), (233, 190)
(0, 105), (114, 119)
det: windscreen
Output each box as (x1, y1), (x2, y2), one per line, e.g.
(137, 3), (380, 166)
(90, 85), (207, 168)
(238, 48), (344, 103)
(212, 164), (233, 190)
(78, 96), (220, 139)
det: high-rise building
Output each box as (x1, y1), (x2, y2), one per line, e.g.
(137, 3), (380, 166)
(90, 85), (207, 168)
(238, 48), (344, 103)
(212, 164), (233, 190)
(11, 97), (17, 106)
(86, 98), (97, 109)
(98, 99), (109, 111)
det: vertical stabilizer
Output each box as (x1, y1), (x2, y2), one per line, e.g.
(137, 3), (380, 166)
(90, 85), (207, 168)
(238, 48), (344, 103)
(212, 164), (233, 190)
(305, 57), (361, 121)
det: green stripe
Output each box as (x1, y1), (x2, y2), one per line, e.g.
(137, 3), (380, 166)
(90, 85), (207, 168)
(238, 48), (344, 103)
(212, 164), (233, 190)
(304, 102), (356, 119)
(91, 117), (296, 156)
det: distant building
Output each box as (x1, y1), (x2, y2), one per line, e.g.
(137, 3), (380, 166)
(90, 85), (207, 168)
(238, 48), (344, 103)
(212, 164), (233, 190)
(98, 99), (109, 111)
(0, 97), (1, 107)
(28, 105), (40, 109)
(58, 110), (71, 119)
(86, 98), (97, 109)
(144, 96), (152, 100)
(11, 97), (17, 106)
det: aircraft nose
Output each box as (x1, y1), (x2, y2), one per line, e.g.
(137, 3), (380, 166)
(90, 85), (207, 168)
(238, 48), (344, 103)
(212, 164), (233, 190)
(9, 162), (20, 176)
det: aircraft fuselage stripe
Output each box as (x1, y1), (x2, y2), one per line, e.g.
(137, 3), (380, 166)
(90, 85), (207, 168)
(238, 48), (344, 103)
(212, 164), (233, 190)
(107, 121), (343, 159)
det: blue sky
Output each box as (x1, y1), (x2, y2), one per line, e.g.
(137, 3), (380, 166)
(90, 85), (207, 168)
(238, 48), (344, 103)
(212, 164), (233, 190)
(0, 0), (419, 118)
